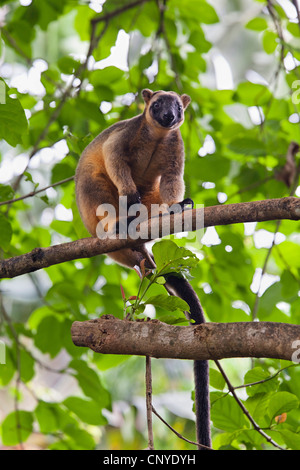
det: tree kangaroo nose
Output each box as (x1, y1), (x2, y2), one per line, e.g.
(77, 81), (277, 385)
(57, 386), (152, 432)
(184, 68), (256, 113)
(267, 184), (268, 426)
(163, 111), (174, 123)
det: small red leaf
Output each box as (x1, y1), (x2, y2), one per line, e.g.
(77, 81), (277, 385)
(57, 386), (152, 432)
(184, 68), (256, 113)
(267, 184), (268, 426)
(120, 284), (126, 300)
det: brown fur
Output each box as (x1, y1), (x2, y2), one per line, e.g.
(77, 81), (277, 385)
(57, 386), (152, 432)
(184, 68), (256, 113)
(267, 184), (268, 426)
(75, 89), (190, 268)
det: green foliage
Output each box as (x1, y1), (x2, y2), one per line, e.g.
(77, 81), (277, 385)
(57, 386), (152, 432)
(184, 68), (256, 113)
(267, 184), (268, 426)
(0, 0), (300, 451)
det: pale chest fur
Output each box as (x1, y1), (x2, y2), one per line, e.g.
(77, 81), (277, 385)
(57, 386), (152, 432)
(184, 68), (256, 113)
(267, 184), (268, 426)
(125, 128), (183, 184)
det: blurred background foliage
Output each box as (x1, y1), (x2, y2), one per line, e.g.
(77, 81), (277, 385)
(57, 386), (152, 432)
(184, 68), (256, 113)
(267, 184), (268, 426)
(0, 0), (300, 450)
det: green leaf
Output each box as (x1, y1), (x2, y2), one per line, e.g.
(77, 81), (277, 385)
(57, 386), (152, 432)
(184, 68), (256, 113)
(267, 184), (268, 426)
(69, 359), (111, 409)
(211, 394), (248, 431)
(228, 138), (266, 156)
(287, 22), (300, 38)
(0, 79), (28, 146)
(152, 240), (199, 275)
(145, 294), (189, 312)
(244, 367), (279, 397)
(188, 29), (211, 53)
(245, 393), (272, 427)
(0, 348), (15, 386)
(175, 0), (219, 24)
(76, 98), (105, 125)
(268, 392), (299, 421)
(57, 56), (80, 75)
(24, 171), (37, 186)
(19, 349), (35, 383)
(1, 411), (33, 446)
(262, 30), (278, 54)
(0, 184), (14, 202)
(278, 429), (300, 450)
(256, 282), (282, 320)
(34, 316), (63, 358)
(51, 162), (74, 184)
(74, 5), (95, 41)
(89, 67), (125, 87)
(63, 397), (107, 425)
(235, 81), (271, 106)
(0, 214), (12, 250)
(209, 369), (226, 390)
(35, 401), (59, 434)
(246, 17), (268, 31)
(35, 0), (64, 30)
(191, 154), (230, 182)
(274, 242), (300, 269)
(63, 425), (96, 450)
(281, 270), (299, 298)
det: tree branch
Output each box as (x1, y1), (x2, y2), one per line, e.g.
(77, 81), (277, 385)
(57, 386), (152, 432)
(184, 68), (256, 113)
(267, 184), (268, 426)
(0, 176), (74, 207)
(1, 197), (299, 279)
(71, 315), (300, 362)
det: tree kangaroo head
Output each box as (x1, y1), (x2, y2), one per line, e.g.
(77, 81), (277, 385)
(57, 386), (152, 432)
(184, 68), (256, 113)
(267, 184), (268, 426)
(142, 89), (191, 130)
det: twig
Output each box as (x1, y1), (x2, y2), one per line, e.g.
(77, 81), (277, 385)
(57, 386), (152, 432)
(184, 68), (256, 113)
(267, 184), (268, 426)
(91, 0), (151, 25)
(145, 356), (154, 449)
(252, 218), (281, 321)
(215, 360), (286, 450)
(291, 0), (300, 33)
(151, 405), (213, 450)
(252, 145), (300, 320)
(234, 364), (297, 390)
(0, 176), (74, 207)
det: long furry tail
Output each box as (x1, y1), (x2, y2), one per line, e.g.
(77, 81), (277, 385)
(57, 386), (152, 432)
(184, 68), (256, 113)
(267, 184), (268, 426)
(164, 274), (211, 450)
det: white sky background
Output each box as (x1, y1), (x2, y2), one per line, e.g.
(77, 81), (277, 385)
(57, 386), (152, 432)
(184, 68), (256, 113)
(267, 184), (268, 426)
(0, 0), (300, 302)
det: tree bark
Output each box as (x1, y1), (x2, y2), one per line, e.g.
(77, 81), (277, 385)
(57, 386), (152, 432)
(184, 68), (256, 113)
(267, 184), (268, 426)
(71, 315), (300, 362)
(1, 197), (300, 279)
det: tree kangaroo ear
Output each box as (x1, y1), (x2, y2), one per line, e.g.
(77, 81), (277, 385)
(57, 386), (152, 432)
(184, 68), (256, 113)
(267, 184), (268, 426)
(142, 88), (154, 104)
(180, 94), (191, 110)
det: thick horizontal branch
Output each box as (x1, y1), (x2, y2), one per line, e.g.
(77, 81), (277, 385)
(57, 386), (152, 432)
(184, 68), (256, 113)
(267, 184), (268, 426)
(71, 315), (300, 362)
(1, 197), (299, 279)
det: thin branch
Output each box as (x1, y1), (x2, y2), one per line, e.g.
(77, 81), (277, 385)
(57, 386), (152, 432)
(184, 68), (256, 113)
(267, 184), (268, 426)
(214, 360), (285, 450)
(252, 219), (281, 321)
(91, 0), (151, 25)
(252, 146), (300, 320)
(145, 356), (154, 450)
(0, 28), (64, 92)
(12, 93), (74, 192)
(291, 0), (300, 33)
(0, 176), (74, 207)
(151, 405), (213, 450)
(234, 364), (297, 390)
